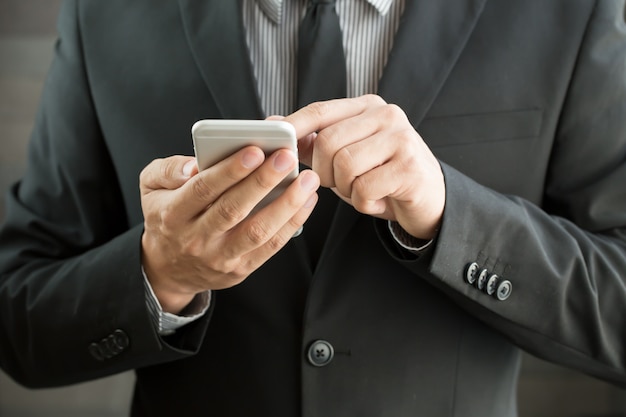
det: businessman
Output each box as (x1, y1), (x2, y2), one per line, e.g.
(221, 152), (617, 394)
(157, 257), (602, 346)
(1, 1), (626, 416)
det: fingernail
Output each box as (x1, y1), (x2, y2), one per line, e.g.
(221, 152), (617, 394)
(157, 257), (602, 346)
(300, 171), (319, 192)
(242, 150), (263, 169)
(183, 160), (196, 177)
(273, 151), (294, 172)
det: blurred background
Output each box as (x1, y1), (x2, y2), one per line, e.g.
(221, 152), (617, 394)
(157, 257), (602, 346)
(0, 0), (625, 416)
(0, 1), (135, 416)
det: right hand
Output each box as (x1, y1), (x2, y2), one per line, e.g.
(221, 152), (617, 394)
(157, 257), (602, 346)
(139, 147), (320, 314)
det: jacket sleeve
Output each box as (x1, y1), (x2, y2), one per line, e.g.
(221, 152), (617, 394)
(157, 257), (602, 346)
(0, 0), (210, 388)
(381, 0), (626, 388)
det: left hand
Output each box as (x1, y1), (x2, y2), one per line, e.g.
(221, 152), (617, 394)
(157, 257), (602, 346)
(283, 94), (445, 240)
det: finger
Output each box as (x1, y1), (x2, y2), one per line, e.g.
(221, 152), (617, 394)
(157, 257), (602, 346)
(284, 94), (386, 139)
(220, 168), (320, 258)
(322, 107), (424, 198)
(348, 135), (434, 218)
(171, 146), (266, 220)
(240, 191), (319, 272)
(203, 149), (299, 233)
(348, 162), (403, 217)
(332, 131), (396, 198)
(140, 155), (197, 193)
(350, 155), (445, 241)
(312, 106), (394, 187)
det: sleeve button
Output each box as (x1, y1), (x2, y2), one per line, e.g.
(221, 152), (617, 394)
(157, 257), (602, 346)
(465, 262), (479, 284)
(113, 329), (130, 350)
(88, 343), (105, 361)
(486, 274), (499, 296)
(495, 280), (513, 301)
(476, 269), (489, 291)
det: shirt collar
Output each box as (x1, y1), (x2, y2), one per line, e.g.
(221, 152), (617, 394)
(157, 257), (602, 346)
(256, 0), (395, 24)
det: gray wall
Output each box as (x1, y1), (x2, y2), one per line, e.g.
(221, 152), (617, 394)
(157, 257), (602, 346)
(0, 0), (624, 415)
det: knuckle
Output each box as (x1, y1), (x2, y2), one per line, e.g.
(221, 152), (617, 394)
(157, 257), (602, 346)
(351, 194), (369, 213)
(333, 149), (355, 195)
(223, 160), (247, 182)
(139, 168), (149, 186)
(190, 176), (216, 201)
(231, 261), (253, 280)
(306, 101), (330, 119)
(181, 238), (204, 259)
(333, 146), (354, 173)
(363, 94), (386, 106)
(253, 171), (275, 191)
(218, 239), (241, 261)
(220, 258), (240, 274)
(393, 130), (421, 162)
(352, 175), (372, 201)
(350, 189), (375, 214)
(267, 232), (289, 252)
(159, 158), (179, 181)
(139, 159), (160, 186)
(382, 103), (406, 121)
(246, 219), (272, 245)
(402, 149), (420, 170)
(159, 203), (179, 226)
(209, 256), (241, 277)
(315, 129), (337, 157)
(215, 197), (246, 224)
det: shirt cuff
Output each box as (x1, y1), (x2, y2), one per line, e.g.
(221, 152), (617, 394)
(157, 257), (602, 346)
(142, 267), (211, 336)
(387, 220), (435, 254)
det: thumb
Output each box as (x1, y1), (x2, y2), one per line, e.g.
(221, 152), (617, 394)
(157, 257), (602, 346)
(140, 155), (198, 192)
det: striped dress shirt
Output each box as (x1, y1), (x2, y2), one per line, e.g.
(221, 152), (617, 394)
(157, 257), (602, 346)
(243, 0), (405, 116)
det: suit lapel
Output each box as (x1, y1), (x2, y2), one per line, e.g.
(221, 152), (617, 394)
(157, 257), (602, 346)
(176, 0), (487, 122)
(379, 0), (488, 124)
(177, 0), (264, 119)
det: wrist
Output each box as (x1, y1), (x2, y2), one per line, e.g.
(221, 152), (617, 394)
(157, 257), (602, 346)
(150, 285), (197, 315)
(395, 213), (442, 241)
(388, 220), (437, 252)
(141, 264), (196, 316)
(141, 234), (198, 314)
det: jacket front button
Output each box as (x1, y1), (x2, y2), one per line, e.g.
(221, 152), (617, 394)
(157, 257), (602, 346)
(307, 340), (334, 367)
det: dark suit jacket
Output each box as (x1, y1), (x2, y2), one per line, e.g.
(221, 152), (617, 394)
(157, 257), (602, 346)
(1, 0), (626, 416)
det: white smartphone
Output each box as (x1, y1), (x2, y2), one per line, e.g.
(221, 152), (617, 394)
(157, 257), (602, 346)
(192, 119), (299, 213)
